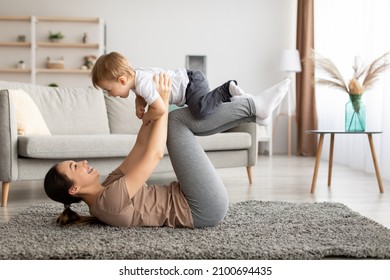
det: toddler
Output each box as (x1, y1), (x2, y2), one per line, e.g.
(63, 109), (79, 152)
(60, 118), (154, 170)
(91, 52), (246, 124)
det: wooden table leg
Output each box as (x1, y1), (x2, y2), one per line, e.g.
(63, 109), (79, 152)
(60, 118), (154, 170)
(2, 181), (10, 207)
(310, 133), (325, 193)
(246, 166), (253, 185)
(367, 134), (384, 193)
(327, 133), (335, 187)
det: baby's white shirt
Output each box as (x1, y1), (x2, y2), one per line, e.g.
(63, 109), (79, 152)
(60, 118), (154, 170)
(133, 67), (189, 106)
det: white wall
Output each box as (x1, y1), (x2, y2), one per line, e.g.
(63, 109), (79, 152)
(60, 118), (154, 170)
(0, 0), (297, 153)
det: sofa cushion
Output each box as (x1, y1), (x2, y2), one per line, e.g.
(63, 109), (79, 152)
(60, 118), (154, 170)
(18, 135), (137, 159)
(104, 92), (142, 134)
(0, 81), (110, 135)
(17, 132), (251, 159)
(8, 89), (51, 136)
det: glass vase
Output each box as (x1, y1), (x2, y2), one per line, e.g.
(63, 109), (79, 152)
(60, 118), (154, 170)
(345, 94), (365, 132)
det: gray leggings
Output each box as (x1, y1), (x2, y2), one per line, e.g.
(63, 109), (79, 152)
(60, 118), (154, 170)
(167, 98), (256, 227)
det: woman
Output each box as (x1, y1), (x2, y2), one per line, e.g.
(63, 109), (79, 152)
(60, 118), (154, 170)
(44, 73), (290, 228)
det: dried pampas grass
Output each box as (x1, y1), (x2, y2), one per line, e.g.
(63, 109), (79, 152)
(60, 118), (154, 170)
(311, 50), (390, 95)
(311, 51), (349, 92)
(362, 51), (390, 91)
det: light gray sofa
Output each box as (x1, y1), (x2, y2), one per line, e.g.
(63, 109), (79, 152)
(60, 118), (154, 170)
(0, 80), (257, 207)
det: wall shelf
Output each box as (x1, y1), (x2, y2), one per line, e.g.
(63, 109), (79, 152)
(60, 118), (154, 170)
(0, 68), (31, 73)
(36, 68), (91, 74)
(0, 42), (31, 47)
(0, 16), (31, 21)
(0, 15), (105, 87)
(36, 42), (99, 48)
(36, 16), (100, 23)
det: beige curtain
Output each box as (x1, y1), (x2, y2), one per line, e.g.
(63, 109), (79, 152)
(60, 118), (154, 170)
(296, 0), (317, 156)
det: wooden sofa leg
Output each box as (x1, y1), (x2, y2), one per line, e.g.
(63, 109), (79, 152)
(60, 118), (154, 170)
(2, 181), (10, 207)
(246, 166), (253, 185)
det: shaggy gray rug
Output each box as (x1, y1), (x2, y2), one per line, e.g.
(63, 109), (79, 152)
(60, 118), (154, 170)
(0, 200), (389, 260)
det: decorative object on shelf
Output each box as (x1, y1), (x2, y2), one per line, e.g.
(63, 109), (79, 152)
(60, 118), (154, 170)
(17, 35), (26, 42)
(17, 60), (26, 69)
(46, 56), (65, 69)
(48, 83), (59, 87)
(83, 55), (97, 69)
(48, 31), (64, 42)
(82, 32), (88, 44)
(312, 50), (390, 131)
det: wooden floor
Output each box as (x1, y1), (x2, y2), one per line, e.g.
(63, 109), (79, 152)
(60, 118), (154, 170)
(1, 155), (389, 228)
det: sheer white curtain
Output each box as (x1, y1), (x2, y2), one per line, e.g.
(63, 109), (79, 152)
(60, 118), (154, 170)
(314, 0), (390, 180)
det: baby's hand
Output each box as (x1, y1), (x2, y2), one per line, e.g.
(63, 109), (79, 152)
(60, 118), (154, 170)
(153, 72), (172, 101)
(135, 95), (147, 119)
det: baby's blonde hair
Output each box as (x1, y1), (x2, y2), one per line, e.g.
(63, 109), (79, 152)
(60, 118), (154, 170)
(91, 52), (135, 89)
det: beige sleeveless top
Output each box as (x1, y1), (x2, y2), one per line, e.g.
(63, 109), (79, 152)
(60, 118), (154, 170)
(89, 168), (194, 228)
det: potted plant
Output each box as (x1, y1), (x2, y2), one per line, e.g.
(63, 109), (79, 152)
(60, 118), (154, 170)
(17, 60), (26, 69)
(83, 55), (97, 69)
(48, 31), (64, 42)
(311, 50), (390, 131)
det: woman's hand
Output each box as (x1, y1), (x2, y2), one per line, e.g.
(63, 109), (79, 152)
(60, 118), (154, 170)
(135, 95), (147, 119)
(141, 73), (171, 125)
(153, 72), (172, 103)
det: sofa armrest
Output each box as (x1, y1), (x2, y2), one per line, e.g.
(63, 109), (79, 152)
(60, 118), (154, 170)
(0, 89), (18, 181)
(225, 122), (258, 166)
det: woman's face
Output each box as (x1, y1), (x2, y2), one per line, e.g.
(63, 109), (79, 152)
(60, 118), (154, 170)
(57, 160), (100, 190)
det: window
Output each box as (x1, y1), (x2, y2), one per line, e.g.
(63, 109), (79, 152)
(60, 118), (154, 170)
(314, 0), (390, 179)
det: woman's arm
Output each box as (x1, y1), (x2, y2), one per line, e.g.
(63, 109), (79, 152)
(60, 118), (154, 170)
(142, 96), (166, 124)
(118, 73), (171, 198)
(135, 94), (166, 123)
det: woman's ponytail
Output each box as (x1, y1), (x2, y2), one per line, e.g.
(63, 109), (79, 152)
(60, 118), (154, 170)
(56, 204), (98, 226)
